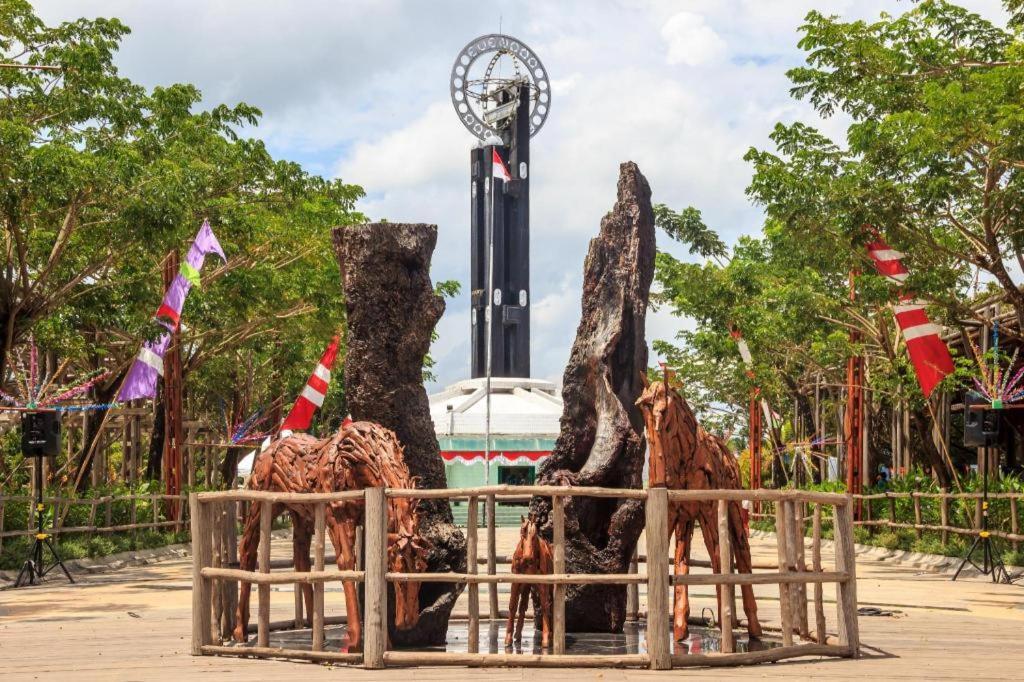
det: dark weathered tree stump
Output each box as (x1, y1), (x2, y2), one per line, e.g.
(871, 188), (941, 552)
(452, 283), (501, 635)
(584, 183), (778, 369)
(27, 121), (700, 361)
(332, 222), (466, 646)
(532, 162), (656, 632)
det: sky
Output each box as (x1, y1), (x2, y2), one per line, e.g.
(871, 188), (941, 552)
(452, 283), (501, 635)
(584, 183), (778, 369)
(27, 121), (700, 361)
(36, 0), (1009, 391)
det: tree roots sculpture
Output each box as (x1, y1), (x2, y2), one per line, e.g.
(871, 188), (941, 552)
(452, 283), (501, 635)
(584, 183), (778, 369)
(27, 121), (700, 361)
(505, 514), (553, 648)
(636, 378), (762, 642)
(233, 422), (429, 651)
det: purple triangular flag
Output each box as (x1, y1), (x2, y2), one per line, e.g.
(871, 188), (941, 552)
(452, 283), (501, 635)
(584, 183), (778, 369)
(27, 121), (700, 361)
(118, 333), (170, 401)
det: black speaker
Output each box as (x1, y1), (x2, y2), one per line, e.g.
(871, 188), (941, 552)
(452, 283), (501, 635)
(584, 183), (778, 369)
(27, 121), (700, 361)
(21, 411), (61, 458)
(964, 392), (999, 447)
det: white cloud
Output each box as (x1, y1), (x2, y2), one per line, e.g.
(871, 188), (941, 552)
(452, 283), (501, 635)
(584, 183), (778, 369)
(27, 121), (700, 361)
(660, 12), (727, 66)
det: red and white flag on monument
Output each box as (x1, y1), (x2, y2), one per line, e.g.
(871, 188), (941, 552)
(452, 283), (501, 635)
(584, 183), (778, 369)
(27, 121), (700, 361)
(865, 236), (953, 397)
(281, 335), (340, 433)
(492, 149), (512, 182)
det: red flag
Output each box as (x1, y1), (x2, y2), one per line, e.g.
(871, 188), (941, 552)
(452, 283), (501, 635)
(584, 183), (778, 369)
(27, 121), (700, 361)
(865, 237), (953, 397)
(281, 336), (340, 432)
(492, 149), (512, 182)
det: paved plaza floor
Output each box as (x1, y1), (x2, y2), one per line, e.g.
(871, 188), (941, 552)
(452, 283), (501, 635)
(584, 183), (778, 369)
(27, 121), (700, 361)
(2, 528), (1022, 680)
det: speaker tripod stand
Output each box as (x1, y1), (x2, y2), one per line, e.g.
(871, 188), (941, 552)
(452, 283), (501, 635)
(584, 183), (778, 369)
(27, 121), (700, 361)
(952, 447), (1011, 584)
(14, 456), (73, 587)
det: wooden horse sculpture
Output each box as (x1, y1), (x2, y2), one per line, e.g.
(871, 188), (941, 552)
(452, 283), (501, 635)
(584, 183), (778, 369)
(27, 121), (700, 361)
(636, 378), (762, 642)
(505, 513), (553, 648)
(233, 421), (429, 650)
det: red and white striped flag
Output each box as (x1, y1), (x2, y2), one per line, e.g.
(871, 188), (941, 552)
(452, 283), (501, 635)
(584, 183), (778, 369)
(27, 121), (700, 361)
(281, 336), (340, 433)
(866, 237), (953, 397)
(492, 149), (512, 182)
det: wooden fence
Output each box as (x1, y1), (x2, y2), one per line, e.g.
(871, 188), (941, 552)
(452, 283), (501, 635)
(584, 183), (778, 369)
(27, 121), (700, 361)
(854, 491), (1023, 552)
(0, 492), (189, 557)
(190, 486), (859, 670)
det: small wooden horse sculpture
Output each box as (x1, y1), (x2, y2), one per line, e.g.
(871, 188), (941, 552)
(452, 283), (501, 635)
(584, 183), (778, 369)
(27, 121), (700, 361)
(505, 514), (553, 648)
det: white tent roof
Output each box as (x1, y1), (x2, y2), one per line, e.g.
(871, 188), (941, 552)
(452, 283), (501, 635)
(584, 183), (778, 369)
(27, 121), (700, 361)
(429, 377), (562, 436)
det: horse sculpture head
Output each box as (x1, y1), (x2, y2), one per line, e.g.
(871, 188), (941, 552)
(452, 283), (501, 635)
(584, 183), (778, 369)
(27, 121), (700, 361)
(387, 496), (430, 631)
(516, 513), (543, 568)
(636, 377), (675, 487)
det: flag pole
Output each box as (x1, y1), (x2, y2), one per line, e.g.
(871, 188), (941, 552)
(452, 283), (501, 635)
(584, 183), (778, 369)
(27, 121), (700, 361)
(484, 150), (495, 488)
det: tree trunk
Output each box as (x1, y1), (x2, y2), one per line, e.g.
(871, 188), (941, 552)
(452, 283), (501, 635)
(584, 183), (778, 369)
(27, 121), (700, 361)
(910, 407), (952, 490)
(333, 221), (465, 646)
(73, 379), (120, 492)
(531, 162), (655, 632)
(146, 394), (165, 481)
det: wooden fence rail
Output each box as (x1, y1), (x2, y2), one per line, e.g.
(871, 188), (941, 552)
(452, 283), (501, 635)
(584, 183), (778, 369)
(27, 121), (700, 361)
(190, 486), (859, 670)
(752, 491), (1024, 552)
(0, 493), (189, 555)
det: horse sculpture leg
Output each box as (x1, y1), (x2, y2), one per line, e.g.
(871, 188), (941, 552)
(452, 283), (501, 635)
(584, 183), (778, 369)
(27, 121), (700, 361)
(515, 584), (531, 643)
(697, 504), (724, 629)
(326, 513), (362, 651)
(233, 501), (268, 642)
(538, 583), (552, 648)
(672, 517), (694, 641)
(291, 512), (315, 626)
(504, 583), (523, 647)
(729, 503), (762, 638)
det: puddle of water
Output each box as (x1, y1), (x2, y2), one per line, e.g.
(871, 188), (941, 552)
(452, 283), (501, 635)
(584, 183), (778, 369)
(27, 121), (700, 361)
(240, 619), (781, 657)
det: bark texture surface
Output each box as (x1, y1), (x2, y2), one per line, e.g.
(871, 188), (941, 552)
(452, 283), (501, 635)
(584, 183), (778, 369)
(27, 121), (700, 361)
(332, 222), (466, 646)
(531, 162), (655, 632)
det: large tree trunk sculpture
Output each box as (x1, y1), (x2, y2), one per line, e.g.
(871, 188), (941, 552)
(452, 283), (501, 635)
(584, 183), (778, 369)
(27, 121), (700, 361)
(636, 378), (762, 643)
(332, 222), (466, 646)
(531, 162), (655, 632)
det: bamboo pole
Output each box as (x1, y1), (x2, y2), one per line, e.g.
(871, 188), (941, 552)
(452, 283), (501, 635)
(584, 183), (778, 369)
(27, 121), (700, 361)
(552, 495), (566, 655)
(812, 504), (826, 644)
(717, 499), (734, 654)
(363, 487), (387, 669)
(190, 495), (213, 656)
(312, 502), (326, 651)
(832, 502), (860, 657)
(774, 500), (793, 646)
(467, 496), (479, 654)
(257, 503), (271, 648)
(645, 487), (670, 670)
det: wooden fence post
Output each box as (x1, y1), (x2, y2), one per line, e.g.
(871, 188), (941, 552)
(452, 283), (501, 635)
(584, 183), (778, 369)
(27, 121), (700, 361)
(552, 495), (566, 655)
(790, 500), (809, 638)
(486, 493), (498, 620)
(293, 522), (305, 628)
(363, 487), (387, 670)
(190, 494), (213, 655)
(626, 546), (639, 622)
(717, 499), (734, 654)
(912, 493), (923, 539)
(833, 501), (860, 657)
(467, 495), (479, 654)
(812, 503), (826, 644)
(940, 496), (950, 547)
(257, 502), (272, 648)
(1011, 497), (1019, 555)
(645, 488), (670, 670)
(774, 499), (793, 647)
(312, 502), (326, 651)
(888, 494), (896, 529)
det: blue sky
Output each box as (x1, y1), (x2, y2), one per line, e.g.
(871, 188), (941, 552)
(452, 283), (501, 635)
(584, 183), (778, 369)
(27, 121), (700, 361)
(36, 0), (1009, 390)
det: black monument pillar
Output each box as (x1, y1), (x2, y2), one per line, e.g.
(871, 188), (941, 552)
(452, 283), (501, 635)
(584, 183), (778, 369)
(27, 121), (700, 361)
(470, 85), (531, 378)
